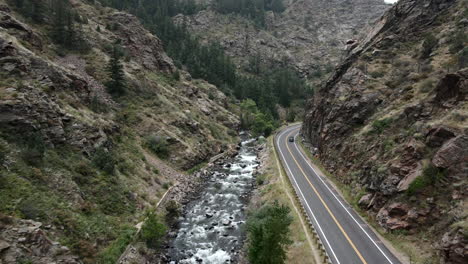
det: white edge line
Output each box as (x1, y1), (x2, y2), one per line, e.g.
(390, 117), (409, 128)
(291, 130), (395, 264)
(276, 126), (341, 264)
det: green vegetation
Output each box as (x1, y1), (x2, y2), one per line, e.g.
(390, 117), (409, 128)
(240, 99), (276, 136)
(98, 226), (137, 263)
(448, 30), (467, 54)
(0, 140), (7, 165)
(247, 201), (293, 264)
(407, 164), (446, 195)
(10, 0), (47, 23)
(418, 79), (435, 93)
(370, 118), (393, 134)
(256, 173), (267, 185)
(457, 47), (468, 69)
(165, 200), (181, 225)
(10, 0), (90, 52)
(145, 135), (170, 159)
(20, 132), (46, 166)
(106, 42), (127, 97)
(420, 33), (438, 59)
(0, 142), (136, 258)
(100, 0), (309, 120)
(214, 0), (286, 27)
(187, 162), (207, 174)
(370, 70), (385, 79)
(92, 146), (117, 175)
(140, 211), (167, 249)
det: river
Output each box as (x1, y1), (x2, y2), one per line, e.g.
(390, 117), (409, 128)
(167, 137), (258, 263)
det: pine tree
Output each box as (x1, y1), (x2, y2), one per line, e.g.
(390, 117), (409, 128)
(31, 0), (47, 23)
(64, 15), (76, 48)
(106, 43), (126, 96)
(51, 0), (68, 45)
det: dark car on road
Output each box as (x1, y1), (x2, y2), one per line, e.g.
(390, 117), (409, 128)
(288, 136), (294, 142)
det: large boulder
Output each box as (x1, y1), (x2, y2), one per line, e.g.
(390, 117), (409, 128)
(425, 127), (456, 148)
(432, 136), (468, 169)
(377, 203), (411, 230)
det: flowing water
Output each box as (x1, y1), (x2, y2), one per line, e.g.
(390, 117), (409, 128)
(168, 137), (258, 263)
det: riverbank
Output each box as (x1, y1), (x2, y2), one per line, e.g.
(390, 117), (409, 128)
(244, 135), (319, 264)
(163, 135), (259, 263)
(117, 143), (239, 264)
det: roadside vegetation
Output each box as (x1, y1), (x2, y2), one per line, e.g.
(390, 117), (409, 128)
(296, 139), (442, 263)
(249, 137), (317, 263)
(246, 201), (293, 264)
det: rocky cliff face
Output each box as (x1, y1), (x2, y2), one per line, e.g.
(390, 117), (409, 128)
(302, 0), (467, 262)
(176, 0), (390, 83)
(0, 0), (239, 262)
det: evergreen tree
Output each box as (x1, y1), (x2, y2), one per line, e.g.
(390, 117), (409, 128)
(31, 0), (47, 23)
(247, 201), (293, 264)
(51, 0), (68, 45)
(106, 43), (127, 96)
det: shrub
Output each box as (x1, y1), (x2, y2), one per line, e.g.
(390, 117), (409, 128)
(165, 200), (181, 225)
(0, 141), (8, 165)
(286, 110), (296, 123)
(145, 135), (169, 159)
(370, 70), (385, 79)
(420, 34), (438, 58)
(247, 201), (293, 264)
(419, 79), (435, 93)
(92, 147), (116, 175)
(162, 182), (171, 189)
(21, 132), (46, 166)
(73, 160), (96, 185)
(140, 212), (166, 249)
(256, 173), (267, 185)
(407, 164), (446, 195)
(448, 30), (467, 54)
(187, 162), (207, 174)
(371, 118), (393, 134)
(99, 226), (136, 263)
(458, 47), (468, 69)
(172, 70), (180, 81)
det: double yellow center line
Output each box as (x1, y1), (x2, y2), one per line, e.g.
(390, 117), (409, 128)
(284, 129), (368, 264)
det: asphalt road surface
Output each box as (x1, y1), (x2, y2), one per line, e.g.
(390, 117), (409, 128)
(275, 124), (402, 264)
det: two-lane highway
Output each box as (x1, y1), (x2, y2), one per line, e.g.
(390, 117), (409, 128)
(276, 124), (402, 264)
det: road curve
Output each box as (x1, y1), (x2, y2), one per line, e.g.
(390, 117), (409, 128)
(275, 124), (402, 264)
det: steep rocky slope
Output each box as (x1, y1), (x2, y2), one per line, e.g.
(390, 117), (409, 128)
(0, 0), (239, 262)
(302, 0), (467, 263)
(176, 0), (390, 83)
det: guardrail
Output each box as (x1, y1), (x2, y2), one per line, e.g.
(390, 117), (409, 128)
(273, 129), (333, 264)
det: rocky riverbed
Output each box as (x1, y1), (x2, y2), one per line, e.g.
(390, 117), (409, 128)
(164, 135), (260, 263)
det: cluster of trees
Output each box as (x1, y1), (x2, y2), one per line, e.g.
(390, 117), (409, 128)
(10, 0), (89, 52)
(140, 211), (167, 249)
(240, 99), (276, 137)
(247, 201), (293, 264)
(100, 0), (310, 127)
(214, 0), (286, 27)
(10, 0), (47, 23)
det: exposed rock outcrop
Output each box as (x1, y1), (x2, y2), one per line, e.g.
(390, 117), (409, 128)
(175, 0), (390, 82)
(301, 0), (467, 262)
(0, 216), (81, 264)
(0, 0), (240, 262)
